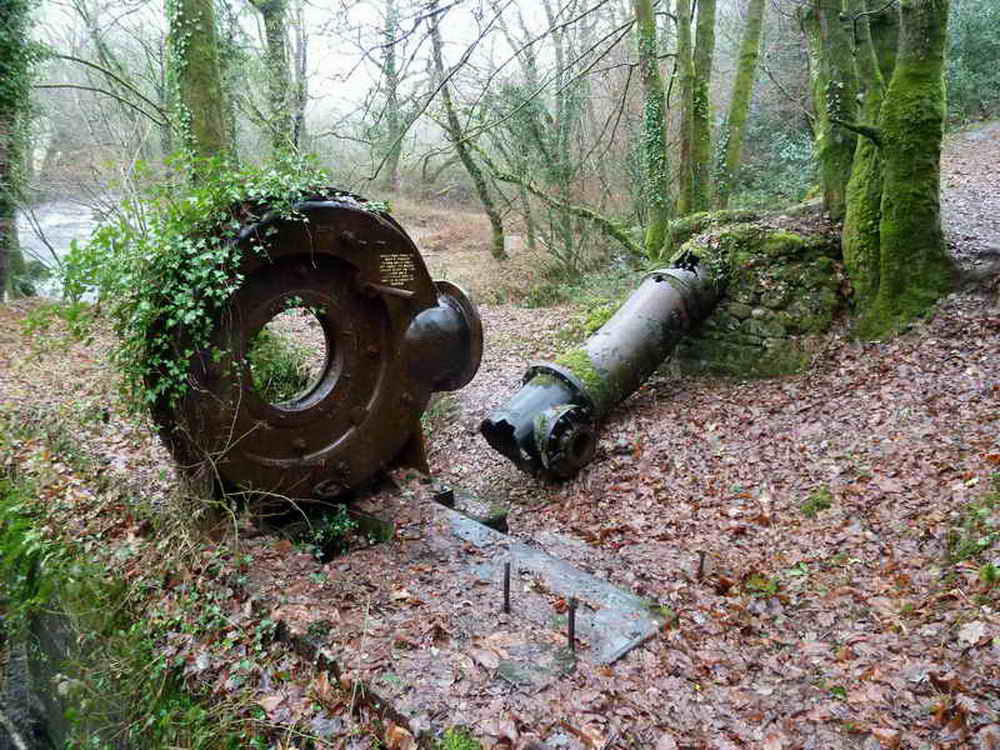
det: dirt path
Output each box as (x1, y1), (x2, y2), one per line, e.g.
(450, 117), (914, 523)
(942, 120), (1000, 285)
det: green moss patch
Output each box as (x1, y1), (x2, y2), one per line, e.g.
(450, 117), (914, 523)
(555, 348), (616, 414)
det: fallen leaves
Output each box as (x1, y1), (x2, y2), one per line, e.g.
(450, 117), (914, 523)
(3, 120), (1000, 748)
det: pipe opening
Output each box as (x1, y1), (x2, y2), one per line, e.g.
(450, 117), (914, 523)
(247, 304), (336, 409)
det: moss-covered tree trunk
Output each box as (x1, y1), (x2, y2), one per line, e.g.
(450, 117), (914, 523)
(690, 0), (717, 212)
(0, 0), (33, 302)
(634, 0), (673, 259)
(676, 0), (695, 215)
(801, 0), (857, 220)
(428, 2), (506, 260)
(250, 0), (294, 155)
(842, 0), (892, 307)
(167, 0), (231, 172)
(868, 0), (899, 81)
(863, 0), (953, 333)
(717, 0), (765, 209)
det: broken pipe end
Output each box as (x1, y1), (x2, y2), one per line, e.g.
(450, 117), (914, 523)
(480, 364), (594, 478)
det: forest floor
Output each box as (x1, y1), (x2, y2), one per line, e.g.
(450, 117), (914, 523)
(1, 122), (999, 749)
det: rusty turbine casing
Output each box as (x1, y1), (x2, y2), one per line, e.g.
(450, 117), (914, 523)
(153, 193), (482, 500)
(480, 263), (717, 479)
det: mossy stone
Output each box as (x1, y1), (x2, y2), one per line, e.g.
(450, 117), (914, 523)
(726, 302), (753, 320)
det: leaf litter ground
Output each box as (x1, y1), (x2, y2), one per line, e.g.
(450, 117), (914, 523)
(1, 124), (999, 749)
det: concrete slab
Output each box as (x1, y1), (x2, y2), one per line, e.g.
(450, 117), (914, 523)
(446, 508), (665, 665)
(246, 479), (668, 734)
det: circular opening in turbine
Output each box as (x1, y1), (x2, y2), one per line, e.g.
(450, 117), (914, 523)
(248, 305), (331, 407)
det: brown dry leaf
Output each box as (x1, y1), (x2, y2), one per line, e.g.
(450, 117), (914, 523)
(930, 670), (967, 694)
(311, 670), (339, 709)
(258, 693), (285, 715)
(484, 716), (519, 742)
(877, 477), (904, 494)
(384, 721), (417, 750)
(870, 727), (901, 748)
(468, 647), (499, 670)
(762, 732), (785, 749)
(272, 538), (294, 555)
(941, 714), (970, 743)
(558, 719), (604, 748)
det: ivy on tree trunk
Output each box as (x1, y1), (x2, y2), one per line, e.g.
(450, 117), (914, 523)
(167, 0), (231, 172)
(801, 0), (857, 221)
(634, 0), (673, 260)
(675, 0), (695, 215)
(250, 0), (294, 155)
(0, 0), (34, 301)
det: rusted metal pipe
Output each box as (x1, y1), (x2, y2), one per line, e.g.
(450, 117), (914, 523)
(480, 262), (717, 478)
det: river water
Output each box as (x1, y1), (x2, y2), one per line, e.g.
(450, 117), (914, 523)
(15, 200), (99, 298)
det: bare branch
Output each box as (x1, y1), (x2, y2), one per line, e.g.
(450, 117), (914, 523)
(760, 53), (815, 124)
(50, 53), (170, 122)
(34, 83), (167, 126)
(474, 147), (640, 257)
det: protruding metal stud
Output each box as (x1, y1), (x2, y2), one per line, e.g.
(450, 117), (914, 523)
(503, 561), (511, 614)
(568, 596), (578, 652)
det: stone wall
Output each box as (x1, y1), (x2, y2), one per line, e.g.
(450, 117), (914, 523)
(670, 219), (844, 377)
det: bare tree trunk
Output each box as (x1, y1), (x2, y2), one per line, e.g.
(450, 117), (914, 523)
(541, 0), (579, 264)
(291, 0), (308, 150)
(496, 6), (543, 250)
(428, 2), (506, 260)
(717, 0), (765, 208)
(381, 0), (403, 191)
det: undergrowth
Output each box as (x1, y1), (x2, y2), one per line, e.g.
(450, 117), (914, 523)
(948, 473), (999, 575)
(0, 415), (279, 747)
(0, 418), (263, 747)
(0, 402), (410, 747)
(246, 327), (313, 404)
(437, 726), (482, 749)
